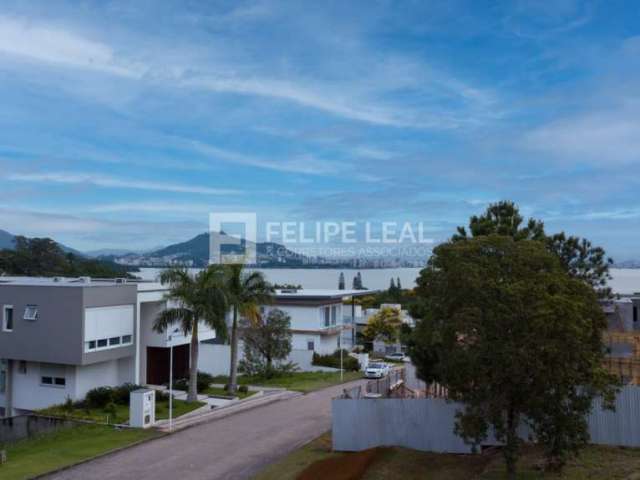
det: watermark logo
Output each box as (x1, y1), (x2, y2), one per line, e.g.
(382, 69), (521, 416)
(209, 212), (257, 264)
(209, 212), (434, 265)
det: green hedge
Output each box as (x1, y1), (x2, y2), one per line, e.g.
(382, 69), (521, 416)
(312, 349), (360, 371)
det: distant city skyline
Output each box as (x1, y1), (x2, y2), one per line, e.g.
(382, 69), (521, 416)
(0, 1), (639, 260)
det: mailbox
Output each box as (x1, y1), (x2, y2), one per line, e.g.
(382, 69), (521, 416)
(130, 389), (156, 428)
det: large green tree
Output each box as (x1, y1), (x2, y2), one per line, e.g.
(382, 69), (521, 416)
(223, 263), (273, 393)
(409, 236), (617, 477)
(154, 266), (228, 402)
(240, 308), (293, 378)
(452, 201), (613, 296)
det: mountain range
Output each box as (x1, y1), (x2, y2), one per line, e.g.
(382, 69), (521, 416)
(106, 231), (310, 267)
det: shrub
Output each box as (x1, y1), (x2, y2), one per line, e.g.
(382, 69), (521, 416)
(85, 387), (114, 409)
(169, 371), (215, 394)
(312, 349), (360, 371)
(112, 383), (144, 405)
(238, 385), (249, 394)
(104, 401), (118, 420)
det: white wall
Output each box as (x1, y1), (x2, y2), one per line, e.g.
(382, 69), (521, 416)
(199, 343), (232, 376)
(74, 360), (120, 399)
(292, 333), (321, 352)
(11, 361), (76, 411)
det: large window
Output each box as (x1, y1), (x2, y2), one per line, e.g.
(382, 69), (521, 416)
(2, 305), (13, 332)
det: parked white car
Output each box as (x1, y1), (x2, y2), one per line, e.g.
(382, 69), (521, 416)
(364, 362), (390, 379)
(385, 352), (409, 363)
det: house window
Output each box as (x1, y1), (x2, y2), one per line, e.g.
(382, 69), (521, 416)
(109, 336), (121, 346)
(331, 306), (337, 325)
(307, 340), (315, 351)
(18, 361), (27, 374)
(324, 307), (330, 327)
(97, 339), (108, 348)
(3, 305), (14, 332)
(41, 375), (65, 387)
(23, 305), (38, 321)
(634, 306), (638, 323)
(88, 340), (96, 350)
(0, 370), (5, 393)
(122, 335), (132, 344)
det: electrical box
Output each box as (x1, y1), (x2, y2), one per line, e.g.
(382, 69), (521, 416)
(130, 389), (156, 428)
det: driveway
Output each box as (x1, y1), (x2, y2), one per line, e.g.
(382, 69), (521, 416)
(46, 379), (366, 480)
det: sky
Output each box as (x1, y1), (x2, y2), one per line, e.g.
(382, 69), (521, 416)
(0, 0), (639, 259)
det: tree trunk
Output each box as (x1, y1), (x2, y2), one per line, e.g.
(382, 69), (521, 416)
(187, 322), (199, 402)
(504, 408), (519, 480)
(229, 306), (239, 393)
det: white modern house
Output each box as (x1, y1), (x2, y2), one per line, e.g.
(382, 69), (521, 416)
(269, 288), (375, 354)
(0, 276), (214, 417)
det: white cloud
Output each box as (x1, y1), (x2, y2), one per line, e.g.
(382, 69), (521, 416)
(522, 111), (640, 165)
(6, 172), (242, 195)
(0, 16), (143, 77)
(0, 15), (496, 130)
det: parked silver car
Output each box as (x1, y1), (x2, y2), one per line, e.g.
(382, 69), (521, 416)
(364, 362), (390, 379)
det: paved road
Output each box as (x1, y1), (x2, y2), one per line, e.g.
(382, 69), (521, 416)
(47, 379), (366, 480)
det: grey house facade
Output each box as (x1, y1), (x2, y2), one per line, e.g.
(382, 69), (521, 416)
(0, 276), (215, 417)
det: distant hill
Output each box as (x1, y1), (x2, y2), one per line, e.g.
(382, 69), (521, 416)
(0, 229), (16, 249)
(85, 248), (137, 258)
(110, 231), (309, 267)
(0, 229), (83, 255)
(614, 260), (640, 269)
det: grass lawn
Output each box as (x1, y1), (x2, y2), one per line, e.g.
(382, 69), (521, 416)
(209, 371), (363, 393)
(204, 386), (257, 399)
(38, 398), (205, 425)
(253, 432), (640, 480)
(0, 424), (160, 480)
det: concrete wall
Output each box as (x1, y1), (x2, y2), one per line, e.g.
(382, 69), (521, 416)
(199, 344), (341, 376)
(333, 398), (473, 453)
(333, 386), (640, 453)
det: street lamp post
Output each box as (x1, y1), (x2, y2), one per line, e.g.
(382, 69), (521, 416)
(167, 327), (180, 432)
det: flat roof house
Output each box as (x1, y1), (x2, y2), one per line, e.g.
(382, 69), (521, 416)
(0, 276), (214, 417)
(268, 289), (377, 354)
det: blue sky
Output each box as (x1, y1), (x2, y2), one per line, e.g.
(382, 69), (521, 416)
(0, 0), (639, 259)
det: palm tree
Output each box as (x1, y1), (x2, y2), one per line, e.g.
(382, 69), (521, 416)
(154, 266), (227, 402)
(223, 263), (273, 392)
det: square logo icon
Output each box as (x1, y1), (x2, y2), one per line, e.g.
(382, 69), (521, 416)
(209, 212), (257, 265)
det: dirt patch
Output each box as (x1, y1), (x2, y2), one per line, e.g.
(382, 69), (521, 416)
(296, 448), (387, 480)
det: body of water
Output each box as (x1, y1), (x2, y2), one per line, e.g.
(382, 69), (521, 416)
(137, 267), (640, 294)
